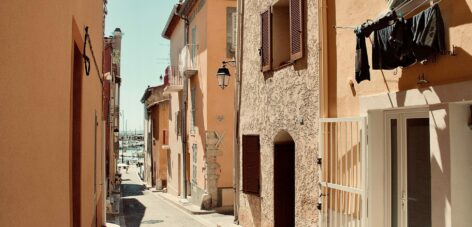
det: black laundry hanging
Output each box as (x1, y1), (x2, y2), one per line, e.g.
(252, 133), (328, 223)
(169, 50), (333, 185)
(353, 4), (446, 82)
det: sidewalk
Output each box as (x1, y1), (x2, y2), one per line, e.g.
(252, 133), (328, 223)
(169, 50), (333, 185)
(151, 191), (239, 227)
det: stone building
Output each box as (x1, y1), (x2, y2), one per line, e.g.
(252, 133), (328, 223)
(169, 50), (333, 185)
(237, 0), (320, 226)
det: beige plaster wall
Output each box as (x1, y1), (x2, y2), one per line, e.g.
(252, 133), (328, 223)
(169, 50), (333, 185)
(238, 0), (320, 226)
(167, 17), (185, 197)
(327, 0), (472, 118)
(0, 0), (105, 226)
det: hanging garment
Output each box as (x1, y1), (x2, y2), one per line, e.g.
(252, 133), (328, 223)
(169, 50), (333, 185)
(408, 4), (446, 61)
(358, 10), (398, 37)
(355, 31), (370, 83)
(372, 18), (416, 70)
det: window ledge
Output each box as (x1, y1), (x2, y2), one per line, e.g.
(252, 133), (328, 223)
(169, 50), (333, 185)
(273, 61), (294, 71)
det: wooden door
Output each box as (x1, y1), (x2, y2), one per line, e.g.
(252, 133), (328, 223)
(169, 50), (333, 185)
(274, 142), (295, 227)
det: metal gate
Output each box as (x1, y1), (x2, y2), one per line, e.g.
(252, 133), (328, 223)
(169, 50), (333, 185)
(319, 117), (367, 227)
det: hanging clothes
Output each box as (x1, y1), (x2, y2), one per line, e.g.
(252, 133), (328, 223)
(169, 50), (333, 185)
(355, 31), (370, 83)
(353, 4), (446, 83)
(372, 18), (416, 70)
(409, 4), (446, 61)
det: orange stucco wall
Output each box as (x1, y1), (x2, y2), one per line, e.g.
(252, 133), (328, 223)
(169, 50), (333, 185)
(327, 0), (472, 117)
(0, 1), (106, 226)
(185, 0), (236, 200)
(206, 0), (237, 189)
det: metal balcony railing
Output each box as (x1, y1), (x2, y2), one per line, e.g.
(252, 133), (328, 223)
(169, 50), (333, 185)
(168, 66), (183, 86)
(163, 66), (184, 94)
(179, 44), (199, 77)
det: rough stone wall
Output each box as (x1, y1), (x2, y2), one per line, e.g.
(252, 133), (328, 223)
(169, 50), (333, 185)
(238, 0), (320, 226)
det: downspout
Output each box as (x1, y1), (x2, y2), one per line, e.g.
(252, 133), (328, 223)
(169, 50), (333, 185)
(318, 0), (329, 226)
(319, 0), (329, 118)
(176, 8), (190, 200)
(233, 0), (244, 223)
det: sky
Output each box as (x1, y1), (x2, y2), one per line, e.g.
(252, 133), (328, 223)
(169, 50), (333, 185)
(105, 0), (177, 132)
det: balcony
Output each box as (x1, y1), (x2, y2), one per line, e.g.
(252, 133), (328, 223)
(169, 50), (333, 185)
(163, 66), (183, 95)
(179, 44), (199, 77)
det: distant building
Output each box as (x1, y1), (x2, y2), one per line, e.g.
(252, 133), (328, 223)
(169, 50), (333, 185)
(103, 27), (123, 213)
(141, 84), (170, 190)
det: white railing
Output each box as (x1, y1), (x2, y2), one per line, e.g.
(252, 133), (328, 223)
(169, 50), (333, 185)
(168, 66), (183, 86)
(179, 44), (199, 75)
(319, 117), (367, 227)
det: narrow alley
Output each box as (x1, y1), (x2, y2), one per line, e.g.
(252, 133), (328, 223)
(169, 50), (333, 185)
(2, 0), (472, 227)
(115, 166), (233, 227)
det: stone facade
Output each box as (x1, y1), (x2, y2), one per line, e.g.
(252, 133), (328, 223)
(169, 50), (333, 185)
(238, 0), (321, 226)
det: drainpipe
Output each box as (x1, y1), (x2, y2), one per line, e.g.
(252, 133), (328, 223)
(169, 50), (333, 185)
(319, 0), (328, 118)
(233, 0), (245, 223)
(177, 8), (190, 200)
(317, 1), (329, 226)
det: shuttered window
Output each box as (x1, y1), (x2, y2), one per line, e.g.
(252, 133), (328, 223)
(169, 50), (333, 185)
(260, 9), (272, 72)
(290, 0), (303, 61)
(242, 135), (261, 195)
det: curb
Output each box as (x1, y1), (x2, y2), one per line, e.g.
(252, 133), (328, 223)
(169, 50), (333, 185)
(153, 192), (216, 215)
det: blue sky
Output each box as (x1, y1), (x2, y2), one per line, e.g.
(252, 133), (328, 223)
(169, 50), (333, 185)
(105, 0), (177, 132)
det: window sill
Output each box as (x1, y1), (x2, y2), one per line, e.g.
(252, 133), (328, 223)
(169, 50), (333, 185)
(274, 61), (294, 70)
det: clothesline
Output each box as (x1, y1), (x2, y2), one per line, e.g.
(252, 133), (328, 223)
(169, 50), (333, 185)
(333, 0), (442, 30)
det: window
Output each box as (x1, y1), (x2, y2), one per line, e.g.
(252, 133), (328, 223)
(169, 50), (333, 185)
(190, 86), (196, 133)
(242, 135), (260, 195)
(192, 144), (197, 183)
(260, 0), (304, 72)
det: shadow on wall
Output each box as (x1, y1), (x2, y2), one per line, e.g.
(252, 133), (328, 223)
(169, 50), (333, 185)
(248, 194), (262, 227)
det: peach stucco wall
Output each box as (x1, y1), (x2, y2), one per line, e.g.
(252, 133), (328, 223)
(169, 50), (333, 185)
(327, 0), (472, 117)
(0, 0), (105, 226)
(167, 19), (185, 196)
(185, 0), (236, 196)
(206, 0), (237, 190)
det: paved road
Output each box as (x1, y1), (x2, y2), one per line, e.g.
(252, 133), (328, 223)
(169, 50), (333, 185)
(120, 166), (206, 227)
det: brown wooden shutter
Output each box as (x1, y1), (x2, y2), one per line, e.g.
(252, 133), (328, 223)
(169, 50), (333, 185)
(260, 9), (272, 72)
(290, 0), (303, 61)
(242, 135), (260, 195)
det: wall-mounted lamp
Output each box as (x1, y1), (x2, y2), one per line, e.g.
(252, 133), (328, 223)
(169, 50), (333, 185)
(114, 128), (119, 137)
(216, 60), (236, 90)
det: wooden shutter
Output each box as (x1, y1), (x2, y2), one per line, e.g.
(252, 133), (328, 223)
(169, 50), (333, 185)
(260, 9), (272, 72)
(290, 0), (303, 61)
(242, 135), (260, 195)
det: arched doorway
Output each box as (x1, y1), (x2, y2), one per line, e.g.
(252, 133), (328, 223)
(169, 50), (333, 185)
(274, 131), (295, 227)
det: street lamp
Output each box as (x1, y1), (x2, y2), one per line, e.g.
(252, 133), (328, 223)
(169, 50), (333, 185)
(216, 60), (235, 89)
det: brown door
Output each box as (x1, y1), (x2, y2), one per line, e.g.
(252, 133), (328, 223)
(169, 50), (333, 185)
(72, 44), (82, 227)
(274, 142), (295, 227)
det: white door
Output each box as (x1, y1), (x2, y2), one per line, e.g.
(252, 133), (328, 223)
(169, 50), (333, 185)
(386, 110), (432, 227)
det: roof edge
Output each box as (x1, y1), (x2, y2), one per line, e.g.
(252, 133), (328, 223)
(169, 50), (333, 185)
(161, 4), (182, 39)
